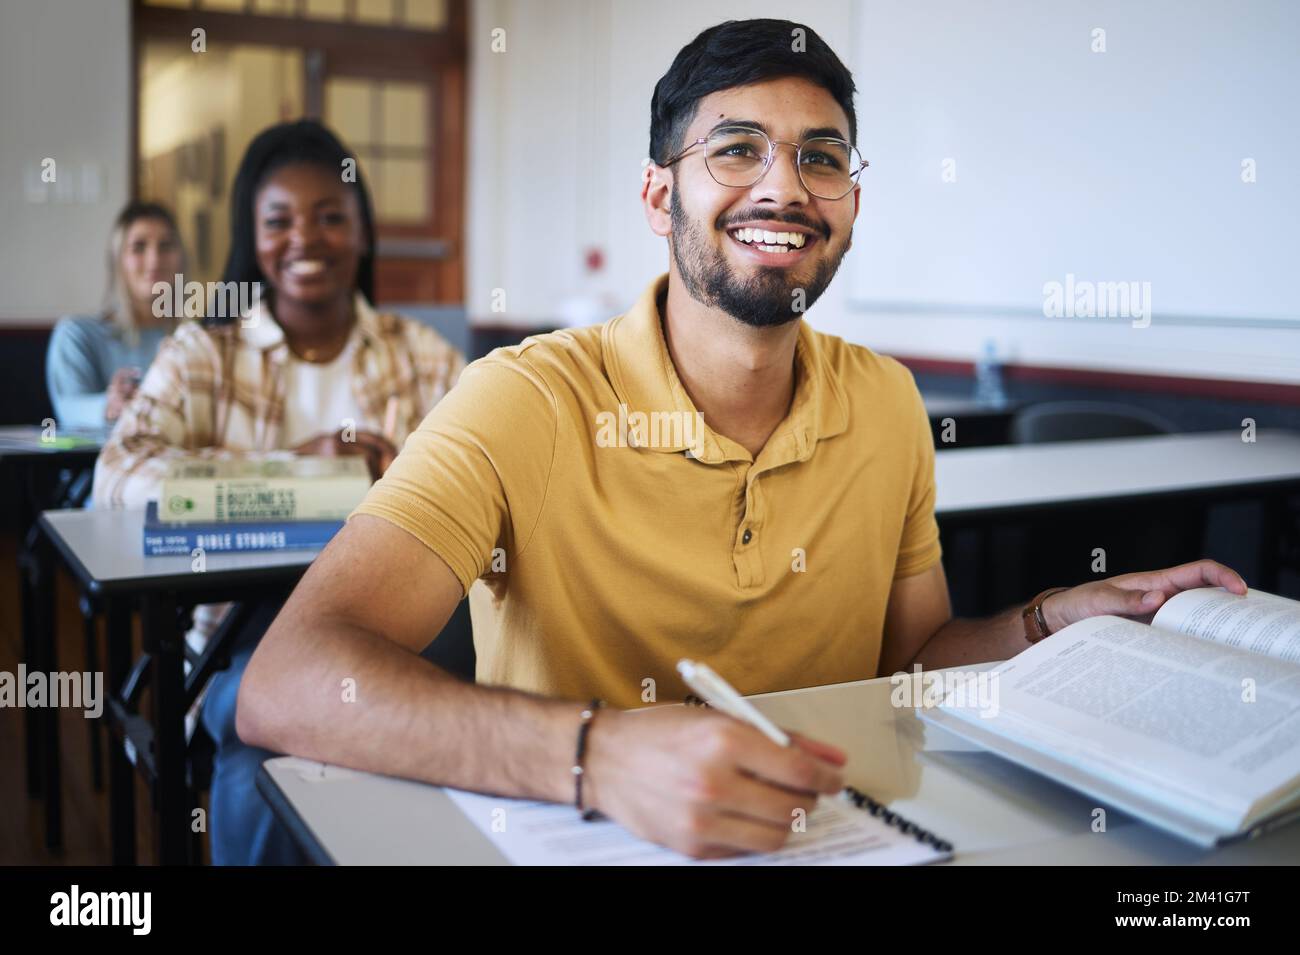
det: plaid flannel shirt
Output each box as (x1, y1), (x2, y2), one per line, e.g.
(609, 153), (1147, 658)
(93, 293), (465, 509)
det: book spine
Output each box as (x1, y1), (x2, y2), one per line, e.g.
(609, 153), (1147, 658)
(143, 521), (343, 555)
(158, 476), (369, 523)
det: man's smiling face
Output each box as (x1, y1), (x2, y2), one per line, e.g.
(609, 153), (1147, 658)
(664, 75), (860, 328)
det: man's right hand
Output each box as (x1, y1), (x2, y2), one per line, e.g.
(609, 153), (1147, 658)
(581, 706), (846, 859)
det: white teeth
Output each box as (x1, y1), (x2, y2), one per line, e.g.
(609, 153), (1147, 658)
(730, 228), (808, 250)
(288, 260), (325, 276)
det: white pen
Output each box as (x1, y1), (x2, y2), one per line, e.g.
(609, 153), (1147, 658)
(676, 659), (791, 747)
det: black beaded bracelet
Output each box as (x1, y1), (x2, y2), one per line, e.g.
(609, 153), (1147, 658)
(572, 699), (604, 821)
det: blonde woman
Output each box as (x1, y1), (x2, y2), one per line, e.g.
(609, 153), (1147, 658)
(45, 202), (186, 429)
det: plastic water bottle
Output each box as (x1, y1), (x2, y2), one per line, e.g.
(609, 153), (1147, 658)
(974, 339), (1007, 407)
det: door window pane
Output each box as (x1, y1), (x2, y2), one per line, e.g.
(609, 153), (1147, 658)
(138, 39), (305, 282)
(381, 84), (428, 149)
(355, 0), (397, 26)
(324, 79), (372, 147)
(403, 0), (447, 31)
(304, 0), (347, 21)
(377, 159), (428, 223)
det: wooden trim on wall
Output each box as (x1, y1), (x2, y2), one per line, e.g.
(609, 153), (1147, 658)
(891, 354), (1300, 407)
(133, 5), (465, 64)
(0, 325), (60, 340)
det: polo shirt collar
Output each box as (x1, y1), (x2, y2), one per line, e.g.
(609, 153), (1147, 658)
(239, 291), (380, 354)
(603, 274), (849, 465)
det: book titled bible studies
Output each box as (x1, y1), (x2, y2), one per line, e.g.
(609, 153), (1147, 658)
(157, 454), (371, 524)
(142, 501), (344, 555)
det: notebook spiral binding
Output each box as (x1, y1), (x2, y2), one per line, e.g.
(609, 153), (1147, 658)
(842, 785), (954, 854)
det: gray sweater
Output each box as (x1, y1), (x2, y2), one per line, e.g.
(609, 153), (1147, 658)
(45, 315), (171, 429)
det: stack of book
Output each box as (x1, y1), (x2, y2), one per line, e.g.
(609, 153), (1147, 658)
(143, 455), (372, 556)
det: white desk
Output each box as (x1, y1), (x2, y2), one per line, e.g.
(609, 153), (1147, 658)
(37, 507), (324, 865)
(39, 508), (320, 594)
(934, 428), (1300, 517)
(258, 667), (1300, 865)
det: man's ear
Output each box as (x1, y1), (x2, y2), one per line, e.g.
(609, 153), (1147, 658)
(846, 184), (861, 251)
(642, 161), (673, 237)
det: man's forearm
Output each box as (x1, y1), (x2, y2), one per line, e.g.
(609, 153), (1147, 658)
(906, 605), (1032, 671)
(237, 609), (587, 805)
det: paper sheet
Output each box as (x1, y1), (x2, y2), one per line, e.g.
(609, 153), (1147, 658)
(442, 788), (949, 866)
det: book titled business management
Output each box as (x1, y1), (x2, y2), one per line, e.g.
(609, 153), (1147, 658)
(158, 454), (371, 523)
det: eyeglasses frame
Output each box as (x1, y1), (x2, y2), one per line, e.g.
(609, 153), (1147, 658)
(658, 124), (868, 200)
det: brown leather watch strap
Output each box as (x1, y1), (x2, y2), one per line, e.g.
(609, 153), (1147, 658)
(1021, 587), (1070, 644)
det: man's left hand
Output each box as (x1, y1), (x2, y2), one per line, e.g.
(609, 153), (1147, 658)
(1041, 559), (1248, 634)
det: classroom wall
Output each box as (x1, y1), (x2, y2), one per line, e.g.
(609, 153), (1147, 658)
(839, 0), (1300, 386)
(2, 0), (1293, 392)
(0, 0), (131, 324)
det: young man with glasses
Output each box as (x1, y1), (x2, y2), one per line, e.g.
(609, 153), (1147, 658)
(238, 18), (1245, 861)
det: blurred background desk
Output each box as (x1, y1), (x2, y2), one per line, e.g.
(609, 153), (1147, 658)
(2, 427), (104, 836)
(35, 507), (318, 864)
(934, 430), (1300, 615)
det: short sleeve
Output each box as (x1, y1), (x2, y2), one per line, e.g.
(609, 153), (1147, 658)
(351, 355), (558, 595)
(893, 375), (943, 579)
(46, 317), (110, 428)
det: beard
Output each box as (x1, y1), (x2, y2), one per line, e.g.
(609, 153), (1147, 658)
(668, 182), (849, 328)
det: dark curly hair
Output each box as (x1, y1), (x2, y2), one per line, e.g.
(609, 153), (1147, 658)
(649, 19), (858, 165)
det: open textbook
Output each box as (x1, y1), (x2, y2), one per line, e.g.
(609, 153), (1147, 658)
(920, 587), (1300, 847)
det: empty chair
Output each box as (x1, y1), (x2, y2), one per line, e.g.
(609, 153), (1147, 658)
(1011, 400), (1177, 444)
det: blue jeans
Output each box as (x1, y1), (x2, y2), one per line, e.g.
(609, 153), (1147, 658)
(200, 612), (307, 866)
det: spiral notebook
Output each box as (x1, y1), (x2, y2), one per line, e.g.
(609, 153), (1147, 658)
(442, 784), (953, 866)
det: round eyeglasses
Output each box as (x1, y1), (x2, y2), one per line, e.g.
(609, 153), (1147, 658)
(661, 125), (867, 200)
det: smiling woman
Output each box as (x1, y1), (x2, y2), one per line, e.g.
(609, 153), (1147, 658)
(95, 119), (464, 508)
(91, 119), (466, 865)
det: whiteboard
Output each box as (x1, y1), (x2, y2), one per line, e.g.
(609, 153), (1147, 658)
(849, 0), (1300, 324)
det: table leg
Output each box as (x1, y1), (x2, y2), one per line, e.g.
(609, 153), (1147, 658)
(20, 548), (41, 797)
(17, 475), (40, 797)
(141, 591), (191, 865)
(105, 597), (137, 865)
(82, 598), (104, 792)
(31, 528), (61, 851)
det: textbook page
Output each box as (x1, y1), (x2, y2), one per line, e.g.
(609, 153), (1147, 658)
(442, 788), (948, 866)
(937, 614), (1300, 833)
(1152, 587), (1300, 663)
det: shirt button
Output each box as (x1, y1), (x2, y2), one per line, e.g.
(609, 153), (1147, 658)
(742, 528), (753, 545)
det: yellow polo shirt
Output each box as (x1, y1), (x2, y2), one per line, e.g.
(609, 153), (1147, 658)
(353, 274), (942, 708)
